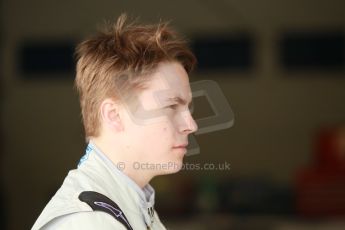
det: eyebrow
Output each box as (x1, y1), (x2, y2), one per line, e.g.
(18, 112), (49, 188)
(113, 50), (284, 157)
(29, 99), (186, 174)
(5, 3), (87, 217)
(167, 96), (192, 106)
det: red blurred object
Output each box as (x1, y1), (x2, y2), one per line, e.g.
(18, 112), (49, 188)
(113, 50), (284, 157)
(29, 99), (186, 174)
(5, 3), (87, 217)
(296, 126), (345, 218)
(315, 127), (345, 170)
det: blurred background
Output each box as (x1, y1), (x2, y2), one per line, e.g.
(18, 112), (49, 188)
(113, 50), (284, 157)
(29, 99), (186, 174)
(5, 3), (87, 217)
(1, 0), (345, 229)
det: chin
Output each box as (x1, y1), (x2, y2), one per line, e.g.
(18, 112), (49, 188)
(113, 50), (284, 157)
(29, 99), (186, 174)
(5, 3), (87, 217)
(171, 159), (184, 173)
(158, 160), (184, 175)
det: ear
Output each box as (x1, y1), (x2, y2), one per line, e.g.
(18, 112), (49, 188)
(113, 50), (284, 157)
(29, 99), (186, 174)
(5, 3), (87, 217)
(100, 98), (124, 132)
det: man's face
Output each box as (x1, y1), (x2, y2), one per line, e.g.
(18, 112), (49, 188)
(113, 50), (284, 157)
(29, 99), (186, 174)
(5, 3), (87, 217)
(120, 62), (198, 175)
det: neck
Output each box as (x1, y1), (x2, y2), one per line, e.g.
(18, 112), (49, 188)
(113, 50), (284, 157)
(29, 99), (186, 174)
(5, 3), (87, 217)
(90, 136), (153, 189)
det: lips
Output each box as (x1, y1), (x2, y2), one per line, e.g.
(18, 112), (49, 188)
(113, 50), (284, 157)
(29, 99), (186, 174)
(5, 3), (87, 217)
(173, 143), (188, 148)
(172, 143), (188, 155)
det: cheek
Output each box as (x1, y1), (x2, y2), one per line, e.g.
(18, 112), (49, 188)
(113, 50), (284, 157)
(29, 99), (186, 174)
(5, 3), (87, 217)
(129, 120), (176, 152)
(139, 123), (171, 140)
(151, 122), (175, 145)
(156, 123), (171, 138)
(161, 120), (176, 134)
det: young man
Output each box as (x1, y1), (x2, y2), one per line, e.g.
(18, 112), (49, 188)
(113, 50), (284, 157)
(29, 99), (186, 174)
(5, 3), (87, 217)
(32, 14), (198, 230)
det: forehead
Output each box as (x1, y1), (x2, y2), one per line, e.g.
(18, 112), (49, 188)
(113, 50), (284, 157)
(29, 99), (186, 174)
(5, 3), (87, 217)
(145, 62), (192, 98)
(131, 62), (192, 110)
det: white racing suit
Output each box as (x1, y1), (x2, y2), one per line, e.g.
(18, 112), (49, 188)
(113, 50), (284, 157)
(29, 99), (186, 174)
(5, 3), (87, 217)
(32, 142), (167, 230)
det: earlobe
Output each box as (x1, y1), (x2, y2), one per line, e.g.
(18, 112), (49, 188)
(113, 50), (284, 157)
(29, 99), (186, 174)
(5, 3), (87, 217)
(100, 99), (124, 132)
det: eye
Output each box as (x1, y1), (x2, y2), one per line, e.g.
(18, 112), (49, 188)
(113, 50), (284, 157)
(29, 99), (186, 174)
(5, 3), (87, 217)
(168, 104), (179, 110)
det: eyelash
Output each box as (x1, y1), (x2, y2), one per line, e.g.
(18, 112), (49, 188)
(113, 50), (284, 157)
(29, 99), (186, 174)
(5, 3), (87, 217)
(168, 104), (193, 111)
(169, 104), (179, 110)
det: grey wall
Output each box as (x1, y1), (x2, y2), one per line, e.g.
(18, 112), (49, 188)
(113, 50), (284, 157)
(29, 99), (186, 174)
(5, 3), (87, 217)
(1, 0), (345, 229)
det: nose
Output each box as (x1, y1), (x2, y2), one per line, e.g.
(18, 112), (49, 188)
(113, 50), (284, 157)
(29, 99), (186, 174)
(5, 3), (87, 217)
(179, 110), (198, 134)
